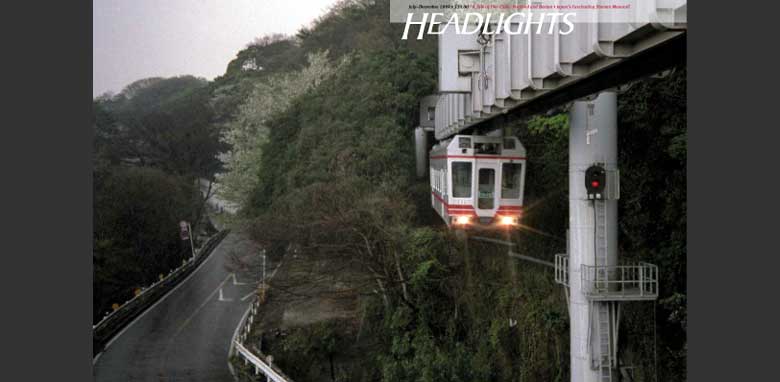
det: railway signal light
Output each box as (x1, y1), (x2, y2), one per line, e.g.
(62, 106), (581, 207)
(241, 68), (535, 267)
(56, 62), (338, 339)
(585, 164), (606, 199)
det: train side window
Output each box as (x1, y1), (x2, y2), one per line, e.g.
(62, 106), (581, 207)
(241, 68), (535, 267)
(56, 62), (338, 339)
(451, 162), (472, 198)
(501, 163), (523, 199)
(443, 169), (447, 194)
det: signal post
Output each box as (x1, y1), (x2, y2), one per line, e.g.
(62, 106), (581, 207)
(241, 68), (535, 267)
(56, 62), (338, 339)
(559, 92), (659, 382)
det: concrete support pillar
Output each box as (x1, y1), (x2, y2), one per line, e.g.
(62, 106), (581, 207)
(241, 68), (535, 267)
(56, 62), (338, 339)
(568, 91), (618, 382)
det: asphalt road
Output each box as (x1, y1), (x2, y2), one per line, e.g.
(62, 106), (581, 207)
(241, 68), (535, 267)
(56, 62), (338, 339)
(93, 232), (267, 382)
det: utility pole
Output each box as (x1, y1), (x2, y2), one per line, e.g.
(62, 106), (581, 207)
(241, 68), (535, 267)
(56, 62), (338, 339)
(180, 220), (195, 260)
(188, 222), (195, 259)
(262, 249), (267, 282)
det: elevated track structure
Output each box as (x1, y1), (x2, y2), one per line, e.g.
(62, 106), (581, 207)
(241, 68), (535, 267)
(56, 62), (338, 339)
(414, 2), (686, 381)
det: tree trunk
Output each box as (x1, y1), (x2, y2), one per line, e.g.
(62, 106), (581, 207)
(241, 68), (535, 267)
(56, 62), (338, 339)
(392, 250), (410, 302)
(375, 278), (389, 310)
(192, 178), (213, 236)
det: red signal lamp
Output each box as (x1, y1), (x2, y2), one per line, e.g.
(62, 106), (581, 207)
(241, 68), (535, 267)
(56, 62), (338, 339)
(585, 164), (607, 199)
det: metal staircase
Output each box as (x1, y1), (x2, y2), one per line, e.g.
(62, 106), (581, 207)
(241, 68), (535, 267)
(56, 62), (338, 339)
(594, 200), (613, 382)
(597, 302), (613, 382)
(595, 200), (609, 288)
(552, 171), (658, 382)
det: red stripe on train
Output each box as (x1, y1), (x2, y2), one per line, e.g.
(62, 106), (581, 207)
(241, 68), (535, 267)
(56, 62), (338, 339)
(429, 155), (527, 160)
(432, 192), (475, 215)
(433, 192), (522, 215)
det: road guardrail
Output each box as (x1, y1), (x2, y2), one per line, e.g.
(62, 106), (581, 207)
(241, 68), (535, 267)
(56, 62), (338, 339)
(93, 229), (230, 357)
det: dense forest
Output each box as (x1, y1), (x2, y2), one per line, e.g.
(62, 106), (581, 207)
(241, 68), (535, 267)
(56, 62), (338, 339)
(93, 0), (686, 380)
(92, 75), (226, 321)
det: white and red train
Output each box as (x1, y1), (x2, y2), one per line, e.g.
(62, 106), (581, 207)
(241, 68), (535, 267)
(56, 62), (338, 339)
(430, 134), (527, 228)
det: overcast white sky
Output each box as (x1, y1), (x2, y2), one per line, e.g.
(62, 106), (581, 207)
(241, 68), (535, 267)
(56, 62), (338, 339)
(93, 0), (339, 97)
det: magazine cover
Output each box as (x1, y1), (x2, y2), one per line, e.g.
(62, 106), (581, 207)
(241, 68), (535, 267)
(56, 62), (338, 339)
(93, 1), (687, 381)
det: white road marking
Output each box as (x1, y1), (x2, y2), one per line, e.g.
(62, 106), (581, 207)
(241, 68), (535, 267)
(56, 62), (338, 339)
(218, 287), (234, 302)
(231, 273), (248, 285)
(240, 291), (256, 301)
(158, 272), (236, 374)
(92, 352), (102, 366)
(171, 272), (232, 337)
(268, 257), (283, 280)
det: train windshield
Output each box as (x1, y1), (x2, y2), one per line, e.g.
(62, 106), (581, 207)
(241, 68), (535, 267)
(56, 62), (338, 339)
(478, 168), (495, 209)
(501, 163), (523, 199)
(451, 162), (472, 198)
(475, 142), (500, 154)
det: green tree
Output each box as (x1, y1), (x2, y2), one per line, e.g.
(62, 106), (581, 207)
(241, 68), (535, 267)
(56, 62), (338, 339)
(95, 75), (227, 179)
(93, 166), (196, 322)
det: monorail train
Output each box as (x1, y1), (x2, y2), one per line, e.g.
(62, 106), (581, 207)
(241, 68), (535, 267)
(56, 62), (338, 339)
(430, 134), (527, 228)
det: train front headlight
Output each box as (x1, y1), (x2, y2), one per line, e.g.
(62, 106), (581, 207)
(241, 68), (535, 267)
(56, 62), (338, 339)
(455, 216), (471, 225)
(500, 216), (518, 225)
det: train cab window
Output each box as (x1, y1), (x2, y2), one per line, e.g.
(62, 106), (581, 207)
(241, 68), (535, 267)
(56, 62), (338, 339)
(501, 163), (523, 199)
(478, 168), (495, 209)
(451, 162), (472, 198)
(458, 137), (471, 149)
(475, 142), (500, 155)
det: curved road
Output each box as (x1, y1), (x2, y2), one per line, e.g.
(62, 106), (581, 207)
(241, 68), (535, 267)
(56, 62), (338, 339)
(93, 232), (267, 382)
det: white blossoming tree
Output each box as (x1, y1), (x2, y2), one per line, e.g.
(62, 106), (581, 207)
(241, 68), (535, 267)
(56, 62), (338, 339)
(216, 51), (339, 212)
